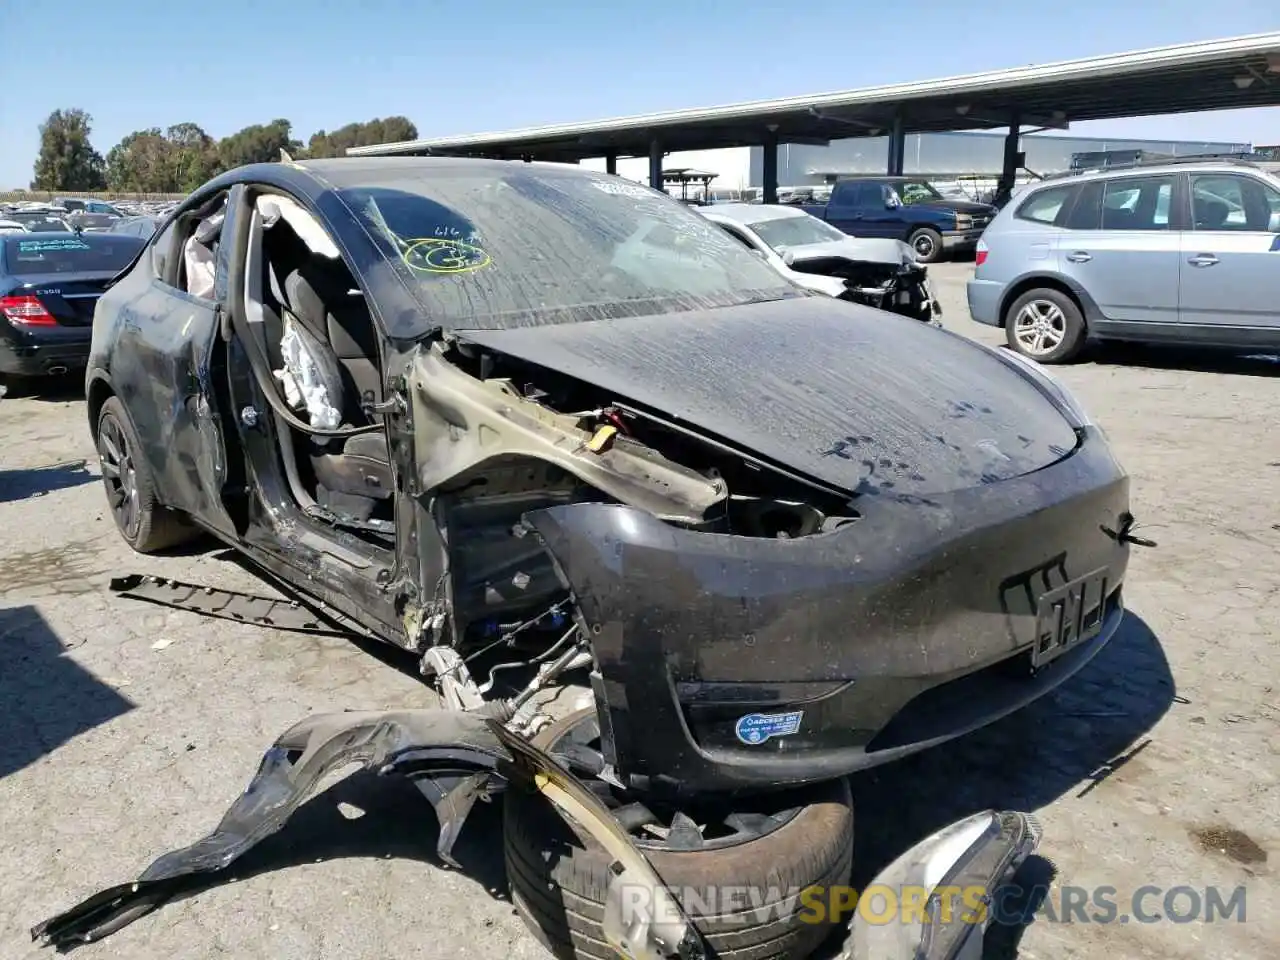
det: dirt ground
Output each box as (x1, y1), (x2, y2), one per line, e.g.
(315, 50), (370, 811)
(1, 261), (1276, 959)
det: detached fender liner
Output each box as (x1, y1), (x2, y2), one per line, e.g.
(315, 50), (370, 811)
(31, 711), (510, 947)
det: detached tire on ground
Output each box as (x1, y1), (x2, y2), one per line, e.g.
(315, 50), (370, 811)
(504, 710), (854, 960)
(1003, 287), (1086, 364)
(96, 396), (197, 553)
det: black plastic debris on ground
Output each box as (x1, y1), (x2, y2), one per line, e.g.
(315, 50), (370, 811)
(109, 574), (348, 635)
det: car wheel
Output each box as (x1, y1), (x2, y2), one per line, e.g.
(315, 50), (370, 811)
(97, 396), (196, 552)
(1004, 288), (1086, 364)
(504, 709), (854, 960)
(908, 226), (943, 263)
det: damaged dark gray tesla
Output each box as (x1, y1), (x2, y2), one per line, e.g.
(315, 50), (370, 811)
(63, 156), (1140, 957)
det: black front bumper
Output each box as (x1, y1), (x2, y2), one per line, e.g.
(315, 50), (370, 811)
(527, 426), (1130, 795)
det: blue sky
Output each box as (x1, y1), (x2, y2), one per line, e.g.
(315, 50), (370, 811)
(2, 0), (1277, 188)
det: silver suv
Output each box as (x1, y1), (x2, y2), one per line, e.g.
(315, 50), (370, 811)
(967, 158), (1280, 363)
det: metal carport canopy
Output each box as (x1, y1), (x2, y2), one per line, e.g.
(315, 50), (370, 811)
(348, 33), (1280, 161)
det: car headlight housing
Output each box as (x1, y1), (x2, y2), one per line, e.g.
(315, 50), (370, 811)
(849, 811), (1042, 960)
(954, 213), (974, 230)
(993, 346), (1095, 429)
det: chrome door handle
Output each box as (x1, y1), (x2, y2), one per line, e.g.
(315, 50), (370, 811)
(1188, 254), (1219, 267)
(1065, 251), (1092, 263)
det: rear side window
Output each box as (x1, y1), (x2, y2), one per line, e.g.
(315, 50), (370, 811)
(1064, 176), (1175, 231)
(1015, 185), (1076, 225)
(839, 183), (878, 207)
(1100, 176), (1174, 231)
(1064, 181), (1104, 230)
(2, 235), (144, 276)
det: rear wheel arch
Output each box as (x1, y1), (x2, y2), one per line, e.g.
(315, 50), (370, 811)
(86, 376), (116, 441)
(997, 275), (1091, 328)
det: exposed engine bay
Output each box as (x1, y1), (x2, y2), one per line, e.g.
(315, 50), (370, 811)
(411, 336), (862, 726)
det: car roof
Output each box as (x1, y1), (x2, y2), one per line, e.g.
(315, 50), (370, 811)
(704, 203), (808, 225)
(1035, 159), (1275, 188)
(292, 155), (599, 188)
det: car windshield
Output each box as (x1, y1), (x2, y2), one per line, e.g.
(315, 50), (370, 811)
(2, 235), (144, 276)
(897, 180), (944, 203)
(748, 213), (848, 250)
(338, 168), (801, 336)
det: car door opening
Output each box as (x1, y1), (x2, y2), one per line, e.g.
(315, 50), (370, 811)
(240, 192), (394, 534)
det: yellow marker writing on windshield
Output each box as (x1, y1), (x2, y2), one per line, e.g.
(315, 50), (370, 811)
(402, 237), (491, 274)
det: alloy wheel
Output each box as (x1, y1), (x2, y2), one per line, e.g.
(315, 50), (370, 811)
(1013, 299), (1067, 356)
(541, 711), (802, 852)
(912, 233), (937, 259)
(98, 413), (141, 540)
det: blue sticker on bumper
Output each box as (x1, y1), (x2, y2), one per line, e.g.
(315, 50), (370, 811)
(735, 711), (804, 745)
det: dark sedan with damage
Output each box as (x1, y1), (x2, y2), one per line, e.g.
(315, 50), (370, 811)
(77, 156), (1136, 958)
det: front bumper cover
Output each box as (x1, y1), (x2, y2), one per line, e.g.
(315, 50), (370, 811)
(527, 427), (1130, 795)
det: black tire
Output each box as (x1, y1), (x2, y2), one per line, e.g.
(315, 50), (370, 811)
(1003, 287), (1086, 364)
(504, 710), (854, 960)
(96, 396), (196, 552)
(907, 226), (944, 263)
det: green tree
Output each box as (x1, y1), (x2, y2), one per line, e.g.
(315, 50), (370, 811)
(164, 122), (218, 191)
(216, 119), (301, 170)
(31, 108), (107, 191)
(307, 117), (417, 158)
(105, 128), (171, 192)
(105, 123), (220, 193)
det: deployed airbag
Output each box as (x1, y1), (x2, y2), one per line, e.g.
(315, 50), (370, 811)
(274, 315), (343, 429)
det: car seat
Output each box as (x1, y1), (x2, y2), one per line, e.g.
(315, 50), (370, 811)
(277, 261), (393, 520)
(1194, 197), (1231, 231)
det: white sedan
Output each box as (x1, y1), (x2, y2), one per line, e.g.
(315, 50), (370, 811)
(699, 203), (941, 323)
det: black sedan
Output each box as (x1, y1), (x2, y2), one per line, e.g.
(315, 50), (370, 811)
(0, 232), (145, 385)
(81, 157), (1134, 956)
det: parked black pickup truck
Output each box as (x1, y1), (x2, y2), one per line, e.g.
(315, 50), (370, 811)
(799, 176), (996, 263)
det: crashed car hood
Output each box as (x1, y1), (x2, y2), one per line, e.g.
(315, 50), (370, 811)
(785, 236), (915, 267)
(454, 296), (1080, 498)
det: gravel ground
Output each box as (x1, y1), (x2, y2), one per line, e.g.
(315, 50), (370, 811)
(1, 261), (1276, 959)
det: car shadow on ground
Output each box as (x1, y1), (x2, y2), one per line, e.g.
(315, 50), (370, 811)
(0, 459), (97, 505)
(811, 609), (1173, 958)
(212, 547), (428, 683)
(1088, 343), (1279, 377)
(0, 605), (135, 780)
(0, 372), (85, 401)
(36, 771), (511, 953)
(186, 770), (508, 900)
